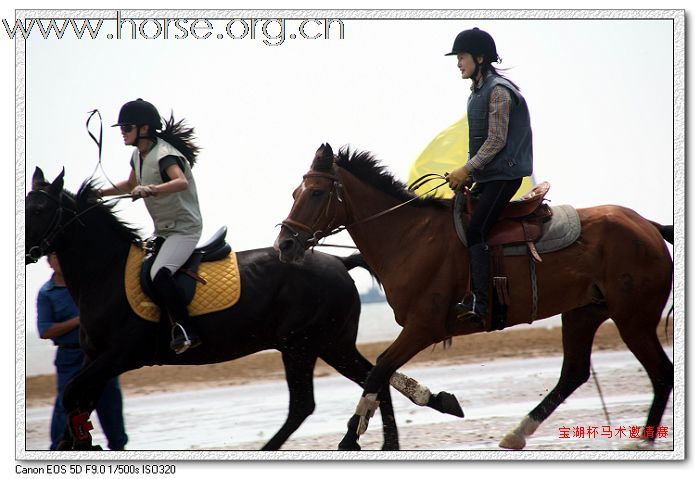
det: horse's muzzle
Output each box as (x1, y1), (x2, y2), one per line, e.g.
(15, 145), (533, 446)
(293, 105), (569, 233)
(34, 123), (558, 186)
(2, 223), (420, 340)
(276, 237), (296, 263)
(275, 235), (307, 264)
(25, 246), (43, 265)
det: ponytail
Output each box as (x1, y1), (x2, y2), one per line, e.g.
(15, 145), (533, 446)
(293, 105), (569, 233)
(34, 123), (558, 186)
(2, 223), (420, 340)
(156, 112), (201, 167)
(483, 63), (521, 91)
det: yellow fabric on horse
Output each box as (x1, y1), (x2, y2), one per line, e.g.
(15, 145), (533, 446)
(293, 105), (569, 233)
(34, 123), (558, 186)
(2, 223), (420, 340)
(124, 245), (241, 322)
(408, 113), (535, 199)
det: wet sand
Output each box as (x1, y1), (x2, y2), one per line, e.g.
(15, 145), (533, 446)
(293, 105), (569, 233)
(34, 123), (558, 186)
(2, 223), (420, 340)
(25, 320), (674, 408)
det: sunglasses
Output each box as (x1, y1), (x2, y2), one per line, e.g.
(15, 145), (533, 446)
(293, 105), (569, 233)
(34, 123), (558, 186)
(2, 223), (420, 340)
(120, 125), (136, 134)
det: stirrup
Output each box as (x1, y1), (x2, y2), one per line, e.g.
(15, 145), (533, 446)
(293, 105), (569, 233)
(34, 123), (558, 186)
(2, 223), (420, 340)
(170, 323), (199, 354)
(455, 302), (486, 328)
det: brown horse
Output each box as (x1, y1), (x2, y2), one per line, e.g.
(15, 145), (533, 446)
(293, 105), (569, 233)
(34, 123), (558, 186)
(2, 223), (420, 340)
(275, 144), (674, 451)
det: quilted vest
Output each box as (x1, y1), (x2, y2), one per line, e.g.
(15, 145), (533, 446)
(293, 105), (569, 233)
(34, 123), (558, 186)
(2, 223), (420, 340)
(131, 138), (203, 237)
(467, 73), (533, 183)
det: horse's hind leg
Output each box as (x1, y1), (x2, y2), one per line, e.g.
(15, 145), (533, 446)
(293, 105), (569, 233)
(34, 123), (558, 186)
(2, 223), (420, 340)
(500, 303), (608, 450)
(613, 314), (673, 447)
(321, 347), (400, 450)
(261, 351), (317, 450)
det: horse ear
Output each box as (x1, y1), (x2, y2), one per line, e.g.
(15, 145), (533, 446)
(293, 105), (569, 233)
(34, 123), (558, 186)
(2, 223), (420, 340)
(31, 167), (46, 191)
(47, 168), (65, 196)
(312, 143), (334, 171)
(321, 143), (334, 161)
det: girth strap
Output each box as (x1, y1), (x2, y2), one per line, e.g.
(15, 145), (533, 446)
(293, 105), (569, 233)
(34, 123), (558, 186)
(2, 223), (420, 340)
(490, 245), (509, 331)
(529, 255), (539, 323)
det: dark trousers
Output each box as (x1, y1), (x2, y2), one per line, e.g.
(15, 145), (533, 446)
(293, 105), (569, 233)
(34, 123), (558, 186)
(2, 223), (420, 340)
(50, 348), (128, 450)
(466, 178), (523, 247)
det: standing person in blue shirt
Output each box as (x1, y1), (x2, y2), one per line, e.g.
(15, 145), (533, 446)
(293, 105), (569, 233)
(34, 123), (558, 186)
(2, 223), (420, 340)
(445, 28), (534, 327)
(37, 253), (128, 451)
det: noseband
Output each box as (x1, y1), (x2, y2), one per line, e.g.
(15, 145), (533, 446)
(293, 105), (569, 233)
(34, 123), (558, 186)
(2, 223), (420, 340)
(280, 171), (345, 248)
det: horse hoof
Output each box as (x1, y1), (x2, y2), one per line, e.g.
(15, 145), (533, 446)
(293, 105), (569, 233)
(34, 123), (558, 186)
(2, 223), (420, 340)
(499, 432), (526, 450)
(338, 439), (361, 451)
(56, 440), (73, 451)
(433, 391), (465, 418)
(73, 440), (102, 451)
(381, 442), (400, 451)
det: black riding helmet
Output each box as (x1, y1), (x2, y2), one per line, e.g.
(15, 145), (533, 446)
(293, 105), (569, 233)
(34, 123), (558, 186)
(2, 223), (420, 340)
(445, 27), (500, 64)
(112, 98), (162, 131)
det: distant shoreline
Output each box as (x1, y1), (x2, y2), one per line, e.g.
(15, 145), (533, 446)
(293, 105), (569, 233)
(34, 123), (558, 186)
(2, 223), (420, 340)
(359, 284), (386, 304)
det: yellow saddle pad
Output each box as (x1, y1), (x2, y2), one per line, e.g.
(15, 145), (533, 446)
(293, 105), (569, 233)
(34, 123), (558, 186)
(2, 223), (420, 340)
(124, 244), (241, 322)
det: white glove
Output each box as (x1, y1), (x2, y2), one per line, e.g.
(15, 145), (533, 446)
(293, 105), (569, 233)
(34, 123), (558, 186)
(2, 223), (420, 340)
(131, 184), (158, 199)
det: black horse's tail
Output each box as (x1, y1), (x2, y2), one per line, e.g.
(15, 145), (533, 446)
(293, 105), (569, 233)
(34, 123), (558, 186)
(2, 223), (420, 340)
(340, 253), (382, 286)
(658, 225), (674, 244)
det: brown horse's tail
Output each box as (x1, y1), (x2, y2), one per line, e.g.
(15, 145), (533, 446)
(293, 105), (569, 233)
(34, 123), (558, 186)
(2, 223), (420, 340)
(645, 220), (674, 341)
(340, 253), (382, 285)
(649, 221), (674, 244)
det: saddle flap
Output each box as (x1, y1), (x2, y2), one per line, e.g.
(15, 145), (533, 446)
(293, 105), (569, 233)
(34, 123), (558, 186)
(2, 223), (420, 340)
(140, 226), (232, 305)
(487, 218), (545, 246)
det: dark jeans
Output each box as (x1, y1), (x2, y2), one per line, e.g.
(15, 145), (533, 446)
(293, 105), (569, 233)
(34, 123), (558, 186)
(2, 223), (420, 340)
(467, 178), (523, 247)
(50, 347), (128, 450)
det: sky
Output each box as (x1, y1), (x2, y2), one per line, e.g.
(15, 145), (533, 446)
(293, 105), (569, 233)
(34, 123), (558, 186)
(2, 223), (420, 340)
(21, 16), (676, 317)
(1, 1), (692, 473)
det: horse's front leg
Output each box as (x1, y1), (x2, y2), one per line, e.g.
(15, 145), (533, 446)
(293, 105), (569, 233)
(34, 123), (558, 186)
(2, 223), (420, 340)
(57, 410), (100, 450)
(60, 348), (136, 450)
(58, 379), (105, 450)
(338, 326), (433, 451)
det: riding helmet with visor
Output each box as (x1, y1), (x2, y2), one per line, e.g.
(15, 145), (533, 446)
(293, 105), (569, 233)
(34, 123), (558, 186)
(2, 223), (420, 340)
(112, 98), (162, 131)
(445, 27), (500, 64)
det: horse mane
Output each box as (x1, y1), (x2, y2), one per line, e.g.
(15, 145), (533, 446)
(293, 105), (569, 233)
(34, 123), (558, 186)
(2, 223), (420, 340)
(334, 146), (449, 209)
(76, 180), (142, 244)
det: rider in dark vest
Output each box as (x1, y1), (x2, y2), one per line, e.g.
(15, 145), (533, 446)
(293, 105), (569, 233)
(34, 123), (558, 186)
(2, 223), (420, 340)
(445, 28), (534, 327)
(100, 99), (204, 354)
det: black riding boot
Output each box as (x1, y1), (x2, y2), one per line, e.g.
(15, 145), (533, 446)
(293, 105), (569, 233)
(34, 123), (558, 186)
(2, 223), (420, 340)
(152, 268), (201, 354)
(456, 243), (491, 328)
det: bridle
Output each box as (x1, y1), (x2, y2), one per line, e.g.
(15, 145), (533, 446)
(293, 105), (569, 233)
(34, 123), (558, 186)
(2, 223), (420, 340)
(25, 190), (70, 263)
(280, 170), (346, 249)
(25, 188), (131, 263)
(280, 166), (448, 249)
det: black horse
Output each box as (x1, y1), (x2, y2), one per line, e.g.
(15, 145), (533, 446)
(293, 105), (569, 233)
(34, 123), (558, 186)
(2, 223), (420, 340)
(25, 167), (462, 451)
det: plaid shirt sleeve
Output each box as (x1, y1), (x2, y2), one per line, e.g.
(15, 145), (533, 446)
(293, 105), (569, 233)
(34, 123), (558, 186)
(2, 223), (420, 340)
(467, 85), (512, 172)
